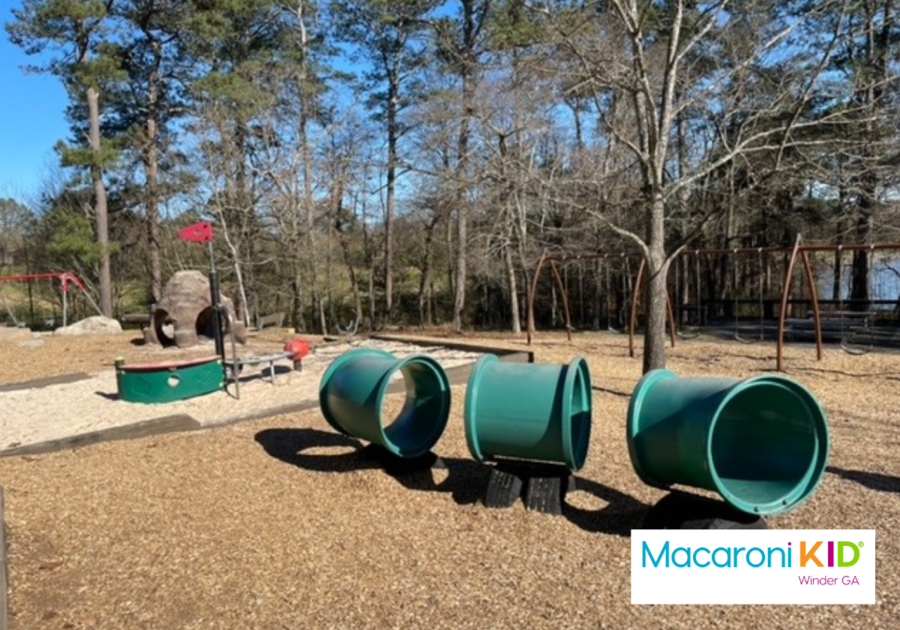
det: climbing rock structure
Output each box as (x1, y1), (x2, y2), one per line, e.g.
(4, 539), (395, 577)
(145, 270), (247, 348)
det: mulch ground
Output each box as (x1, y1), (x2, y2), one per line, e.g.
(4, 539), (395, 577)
(0, 329), (898, 629)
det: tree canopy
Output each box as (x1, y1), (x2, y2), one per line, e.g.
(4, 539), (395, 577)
(6, 0), (900, 369)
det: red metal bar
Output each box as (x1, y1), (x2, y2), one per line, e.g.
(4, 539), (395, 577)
(0, 272), (87, 292)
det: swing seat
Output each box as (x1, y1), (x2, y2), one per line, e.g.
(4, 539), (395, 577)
(677, 326), (702, 340)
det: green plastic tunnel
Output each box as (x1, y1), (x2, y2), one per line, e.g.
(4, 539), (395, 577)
(318, 348), (451, 458)
(627, 369), (830, 516)
(464, 355), (592, 472)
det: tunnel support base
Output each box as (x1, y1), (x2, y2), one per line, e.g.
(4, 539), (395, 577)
(483, 460), (576, 515)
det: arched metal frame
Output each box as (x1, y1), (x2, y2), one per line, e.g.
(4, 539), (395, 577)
(527, 251), (573, 346)
(775, 235), (823, 371)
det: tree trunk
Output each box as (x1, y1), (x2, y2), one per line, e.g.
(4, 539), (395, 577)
(145, 39), (162, 304)
(384, 69), (399, 322)
(642, 195), (668, 373)
(368, 255), (376, 328)
(298, 6), (326, 334)
(446, 213), (455, 301)
(452, 190), (467, 331)
(851, 174), (875, 310)
(146, 115), (162, 303)
(453, 1), (477, 332)
(516, 230), (534, 336)
(848, 3), (890, 311)
(301, 104), (326, 334)
(453, 106), (470, 332)
(504, 242), (521, 334)
(832, 220), (843, 301)
(232, 126), (253, 325)
(291, 254), (305, 332)
(417, 218), (437, 326)
(87, 87), (112, 317)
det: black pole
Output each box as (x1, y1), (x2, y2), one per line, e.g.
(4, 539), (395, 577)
(208, 241), (225, 358)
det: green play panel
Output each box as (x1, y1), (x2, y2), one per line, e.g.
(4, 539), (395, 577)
(116, 356), (224, 404)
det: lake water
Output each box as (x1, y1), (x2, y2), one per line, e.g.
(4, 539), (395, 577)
(815, 253), (900, 310)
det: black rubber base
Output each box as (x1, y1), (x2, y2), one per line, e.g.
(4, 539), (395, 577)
(643, 491), (767, 530)
(360, 444), (445, 476)
(483, 460), (575, 515)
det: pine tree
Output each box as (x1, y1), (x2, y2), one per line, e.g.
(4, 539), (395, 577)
(332, 0), (438, 322)
(7, 0), (121, 316)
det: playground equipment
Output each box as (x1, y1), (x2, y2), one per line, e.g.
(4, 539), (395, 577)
(627, 368), (830, 516)
(217, 303), (308, 399)
(0, 272), (102, 328)
(835, 246), (875, 356)
(112, 223), (316, 405)
(284, 338), (311, 365)
(527, 235), (900, 370)
(337, 311), (360, 343)
(145, 270), (246, 349)
(223, 334), (310, 399)
(313, 347), (831, 520)
(115, 356), (224, 404)
(464, 355), (592, 472)
(116, 333), (311, 403)
(319, 348), (451, 458)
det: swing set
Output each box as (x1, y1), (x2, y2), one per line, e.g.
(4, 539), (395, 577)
(0, 272), (102, 328)
(675, 248), (767, 344)
(526, 235), (900, 371)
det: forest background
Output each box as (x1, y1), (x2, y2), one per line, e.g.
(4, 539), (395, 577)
(3, 0), (900, 370)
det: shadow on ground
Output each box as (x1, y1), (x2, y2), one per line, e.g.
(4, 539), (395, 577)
(563, 477), (648, 536)
(255, 427), (649, 535)
(828, 466), (900, 494)
(254, 427), (487, 505)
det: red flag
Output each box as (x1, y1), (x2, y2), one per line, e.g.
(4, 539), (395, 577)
(179, 222), (213, 243)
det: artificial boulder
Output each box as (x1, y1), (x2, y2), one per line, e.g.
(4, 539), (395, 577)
(146, 270), (247, 348)
(54, 316), (122, 336)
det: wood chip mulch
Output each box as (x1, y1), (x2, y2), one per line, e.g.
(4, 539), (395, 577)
(0, 330), (898, 629)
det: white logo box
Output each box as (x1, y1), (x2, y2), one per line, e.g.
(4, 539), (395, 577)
(631, 530), (875, 604)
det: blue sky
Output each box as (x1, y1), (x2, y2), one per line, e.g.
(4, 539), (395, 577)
(0, 0), (70, 202)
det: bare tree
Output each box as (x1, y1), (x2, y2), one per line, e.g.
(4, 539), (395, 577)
(543, 0), (848, 370)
